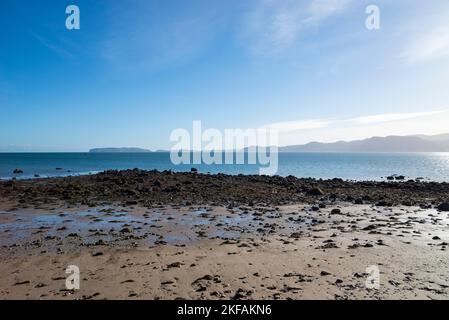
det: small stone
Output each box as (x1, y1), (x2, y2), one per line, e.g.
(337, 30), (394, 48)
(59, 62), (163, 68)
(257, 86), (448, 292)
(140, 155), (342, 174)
(330, 208), (341, 215)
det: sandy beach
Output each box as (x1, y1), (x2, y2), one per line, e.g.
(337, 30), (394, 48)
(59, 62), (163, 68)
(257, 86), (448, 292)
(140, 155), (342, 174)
(1, 170), (449, 300)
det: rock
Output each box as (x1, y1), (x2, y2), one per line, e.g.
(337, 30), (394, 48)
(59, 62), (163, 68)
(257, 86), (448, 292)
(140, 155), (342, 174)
(437, 202), (449, 212)
(376, 200), (392, 207)
(92, 251), (103, 257)
(289, 232), (302, 239)
(307, 188), (324, 196)
(191, 168), (198, 172)
(195, 275), (213, 281)
(67, 233), (79, 237)
(153, 180), (161, 187)
(231, 288), (252, 300)
(330, 208), (341, 215)
(120, 227), (132, 233)
(13, 169), (23, 174)
(395, 175), (405, 180)
(320, 271), (331, 276)
(167, 262), (182, 268)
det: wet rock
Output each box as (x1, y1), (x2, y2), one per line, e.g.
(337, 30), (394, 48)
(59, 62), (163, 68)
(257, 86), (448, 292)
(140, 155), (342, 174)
(307, 188), (324, 196)
(330, 208), (341, 215)
(13, 169), (23, 174)
(437, 202), (449, 212)
(231, 288), (253, 300)
(153, 180), (161, 187)
(376, 201), (392, 207)
(289, 232), (302, 239)
(167, 262), (182, 268)
(362, 225), (377, 231)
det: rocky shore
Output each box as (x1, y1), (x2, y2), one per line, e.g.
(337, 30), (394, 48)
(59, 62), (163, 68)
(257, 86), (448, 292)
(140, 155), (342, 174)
(1, 169), (449, 209)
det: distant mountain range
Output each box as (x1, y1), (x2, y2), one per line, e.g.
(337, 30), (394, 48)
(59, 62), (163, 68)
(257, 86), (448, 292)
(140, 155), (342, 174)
(90, 133), (449, 153)
(279, 133), (449, 152)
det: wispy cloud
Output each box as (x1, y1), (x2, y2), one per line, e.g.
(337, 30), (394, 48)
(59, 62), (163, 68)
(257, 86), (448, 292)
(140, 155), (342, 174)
(99, 1), (226, 73)
(348, 111), (443, 125)
(262, 119), (333, 132)
(242, 0), (352, 55)
(263, 110), (445, 133)
(400, 4), (449, 64)
(29, 31), (74, 59)
(402, 28), (449, 64)
(264, 110), (449, 146)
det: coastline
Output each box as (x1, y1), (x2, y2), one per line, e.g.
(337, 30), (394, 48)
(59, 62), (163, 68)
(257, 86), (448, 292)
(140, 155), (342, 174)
(2, 169), (449, 208)
(1, 170), (449, 299)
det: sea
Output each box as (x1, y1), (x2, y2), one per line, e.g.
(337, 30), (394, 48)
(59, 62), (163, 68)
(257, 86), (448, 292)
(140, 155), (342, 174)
(1, 152), (449, 182)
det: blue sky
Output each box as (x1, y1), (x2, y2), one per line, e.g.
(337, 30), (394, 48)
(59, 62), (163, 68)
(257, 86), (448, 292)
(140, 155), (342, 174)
(1, 0), (449, 151)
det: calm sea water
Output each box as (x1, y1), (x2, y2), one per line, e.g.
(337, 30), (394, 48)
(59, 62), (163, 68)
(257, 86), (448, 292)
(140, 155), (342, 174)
(1, 152), (449, 181)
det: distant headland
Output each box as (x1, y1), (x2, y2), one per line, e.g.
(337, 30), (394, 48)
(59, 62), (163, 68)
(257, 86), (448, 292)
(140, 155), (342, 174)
(89, 147), (152, 153)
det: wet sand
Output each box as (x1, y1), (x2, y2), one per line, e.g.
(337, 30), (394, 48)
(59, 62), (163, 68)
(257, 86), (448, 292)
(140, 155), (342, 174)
(1, 201), (448, 300)
(1, 170), (449, 299)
